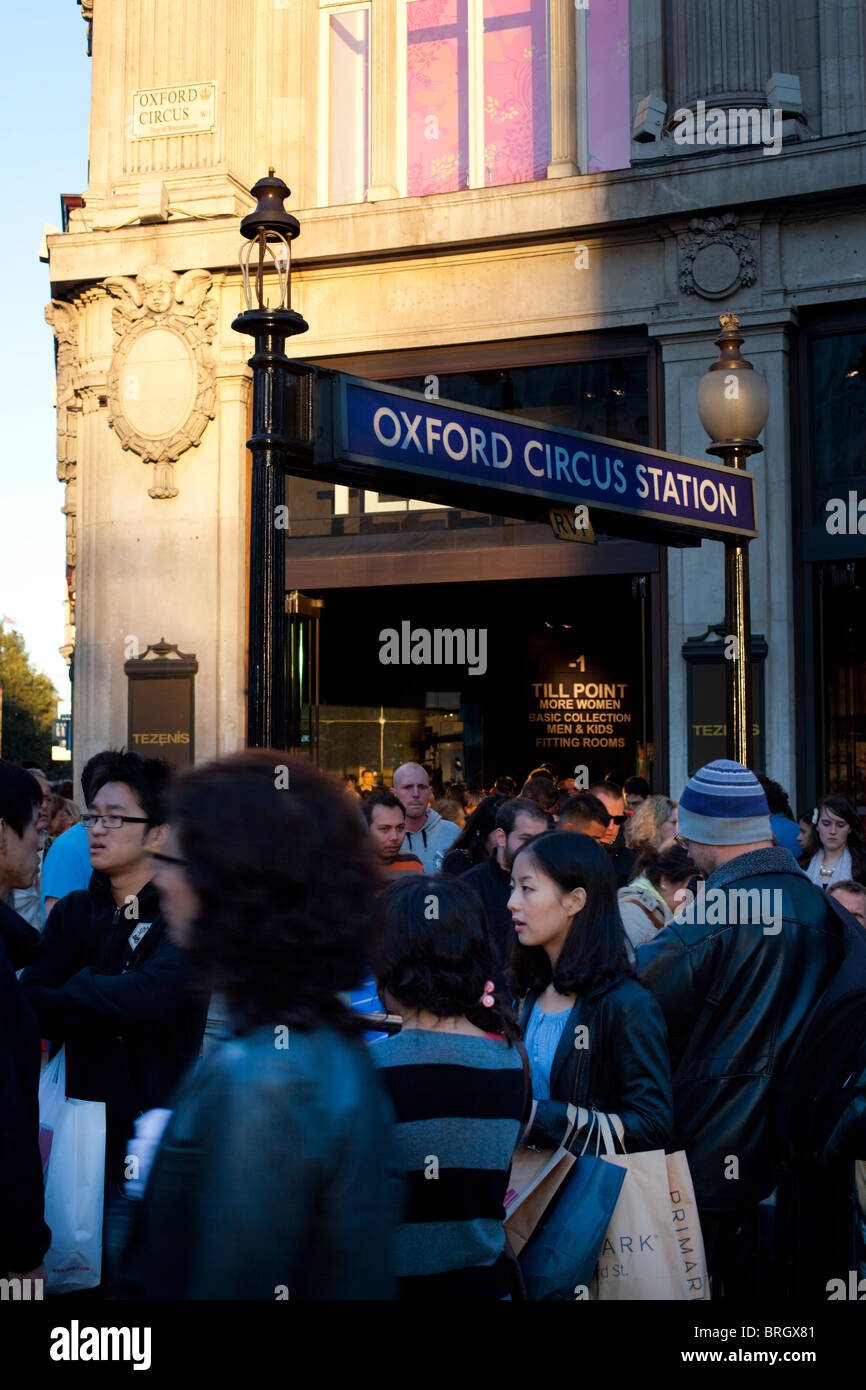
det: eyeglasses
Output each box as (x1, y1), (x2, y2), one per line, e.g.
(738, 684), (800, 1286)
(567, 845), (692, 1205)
(81, 814), (152, 830)
(146, 849), (187, 868)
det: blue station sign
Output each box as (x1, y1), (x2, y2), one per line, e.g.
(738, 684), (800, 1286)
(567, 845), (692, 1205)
(321, 374), (758, 544)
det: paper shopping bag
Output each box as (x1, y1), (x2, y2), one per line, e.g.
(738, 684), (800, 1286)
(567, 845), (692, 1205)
(667, 1149), (710, 1299)
(593, 1147), (687, 1300)
(504, 1104), (578, 1257)
(39, 1048), (106, 1294)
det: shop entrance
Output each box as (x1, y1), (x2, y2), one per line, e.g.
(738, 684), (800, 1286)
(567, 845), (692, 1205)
(304, 574), (653, 790)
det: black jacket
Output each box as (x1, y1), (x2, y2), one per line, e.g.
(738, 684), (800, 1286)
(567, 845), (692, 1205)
(21, 873), (206, 1179)
(0, 898), (51, 1272)
(462, 852), (514, 969)
(519, 974), (673, 1154)
(116, 1024), (401, 1299)
(637, 846), (846, 1211)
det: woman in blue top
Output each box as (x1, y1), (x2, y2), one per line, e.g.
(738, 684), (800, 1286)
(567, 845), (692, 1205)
(508, 831), (672, 1154)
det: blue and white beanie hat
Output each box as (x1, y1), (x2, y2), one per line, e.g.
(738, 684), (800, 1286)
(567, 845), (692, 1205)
(678, 760), (771, 846)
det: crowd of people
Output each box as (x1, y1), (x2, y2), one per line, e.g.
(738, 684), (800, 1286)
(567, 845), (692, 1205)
(1, 747), (865, 1301)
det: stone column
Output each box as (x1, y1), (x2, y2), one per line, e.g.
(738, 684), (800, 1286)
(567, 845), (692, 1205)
(547, 0), (578, 177)
(214, 364), (252, 757)
(665, 0), (797, 111)
(367, 3), (401, 201)
(817, 0), (866, 137)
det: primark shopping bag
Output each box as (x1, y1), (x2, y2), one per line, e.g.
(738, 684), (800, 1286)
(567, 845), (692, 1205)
(592, 1133), (710, 1300)
(38, 1048), (106, 1293)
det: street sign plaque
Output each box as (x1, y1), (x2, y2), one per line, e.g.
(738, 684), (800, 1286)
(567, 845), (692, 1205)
(319, 374), (758, 547)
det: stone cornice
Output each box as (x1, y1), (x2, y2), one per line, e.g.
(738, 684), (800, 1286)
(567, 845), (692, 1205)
(47, 132), (866, 293)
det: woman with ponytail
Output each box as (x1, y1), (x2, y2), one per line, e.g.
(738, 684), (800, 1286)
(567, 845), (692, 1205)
(372, 874), (528, 1299)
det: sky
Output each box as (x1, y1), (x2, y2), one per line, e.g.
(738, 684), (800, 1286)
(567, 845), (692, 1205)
(0, 2), (92, 701)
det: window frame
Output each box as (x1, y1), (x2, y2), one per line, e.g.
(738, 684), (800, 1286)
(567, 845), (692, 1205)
(318, 0), (373, 208)
(397, 0), (551, 197)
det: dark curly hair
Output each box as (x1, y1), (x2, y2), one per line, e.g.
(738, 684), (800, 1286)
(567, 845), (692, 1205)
(168, 751), (376, 1037)
(371, 874), (519, 1043)
(509, 830), (633, 998)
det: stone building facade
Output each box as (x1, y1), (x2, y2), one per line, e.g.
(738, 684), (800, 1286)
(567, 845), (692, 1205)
(48, 0), (866, 806)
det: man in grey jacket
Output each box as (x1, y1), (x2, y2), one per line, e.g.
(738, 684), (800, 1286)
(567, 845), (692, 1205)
(392, 763), (460, 874)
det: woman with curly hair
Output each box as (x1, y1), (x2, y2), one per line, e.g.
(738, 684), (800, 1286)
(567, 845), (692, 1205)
(625, 794), (678, 871)
(117, 751), (400, 1300)
(372, 874), (528, 1299)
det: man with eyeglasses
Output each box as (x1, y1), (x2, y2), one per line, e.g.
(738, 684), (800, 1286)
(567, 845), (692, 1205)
(21, 751), (205, 1291)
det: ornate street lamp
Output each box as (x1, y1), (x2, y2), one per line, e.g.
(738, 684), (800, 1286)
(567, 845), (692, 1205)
(232, 171), (309, 750)
(697, 312), (770, 767)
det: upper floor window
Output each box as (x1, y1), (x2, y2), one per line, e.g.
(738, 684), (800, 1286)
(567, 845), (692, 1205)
(404, 0), (549, 195)
(326, 5), (371, 204)
(585, 0), (630, 173)
(321, 0), (632, 206)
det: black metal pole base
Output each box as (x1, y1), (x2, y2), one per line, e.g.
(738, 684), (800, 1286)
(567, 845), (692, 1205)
(233, 307), (309, 751)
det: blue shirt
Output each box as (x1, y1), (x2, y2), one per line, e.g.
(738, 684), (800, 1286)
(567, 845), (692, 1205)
(523, 1000), (572, 1100)
(350, 973), (389, 1045)
(41, 822), (91, 919)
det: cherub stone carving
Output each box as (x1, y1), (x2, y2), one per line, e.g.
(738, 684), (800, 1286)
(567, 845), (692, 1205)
(104, 264), (218, 497)
(104, 266), (217, 342)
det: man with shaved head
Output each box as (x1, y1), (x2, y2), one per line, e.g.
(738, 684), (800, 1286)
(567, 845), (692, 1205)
(392, 762), (460, 874)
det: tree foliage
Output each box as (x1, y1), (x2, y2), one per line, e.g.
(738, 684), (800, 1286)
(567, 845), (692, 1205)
(0, 627), (58, 766)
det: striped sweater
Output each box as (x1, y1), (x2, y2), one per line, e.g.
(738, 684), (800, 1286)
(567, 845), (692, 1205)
(374, 1028), (525, 1299)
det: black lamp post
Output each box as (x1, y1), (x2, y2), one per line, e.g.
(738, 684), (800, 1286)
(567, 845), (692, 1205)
(697, 313), (770, 768)
(232, 171), (309, 749)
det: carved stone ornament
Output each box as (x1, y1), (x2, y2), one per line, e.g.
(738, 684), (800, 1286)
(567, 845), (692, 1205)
(46, 299), (82, 634)
(678, 215), (758, 300)
(104, 266), (217, 499)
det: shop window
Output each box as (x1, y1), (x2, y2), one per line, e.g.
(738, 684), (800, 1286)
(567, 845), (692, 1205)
(405, 0), (549, 194)
(326, 6), (371, 204)
(810, 329), (866, 525)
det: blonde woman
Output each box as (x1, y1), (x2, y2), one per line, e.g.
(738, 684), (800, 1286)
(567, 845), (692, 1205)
(626, 795), (678, 872)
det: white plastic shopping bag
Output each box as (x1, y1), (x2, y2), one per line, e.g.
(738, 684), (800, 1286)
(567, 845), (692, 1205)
(38, 1048), (106, 1293)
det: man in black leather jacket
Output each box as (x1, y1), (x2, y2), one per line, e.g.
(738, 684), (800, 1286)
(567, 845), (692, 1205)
(637, 760), (847, 1292)
(0, 762), (51, 1288)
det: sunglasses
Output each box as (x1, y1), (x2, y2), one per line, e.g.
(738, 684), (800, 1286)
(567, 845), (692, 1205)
(609, 814), (627, 825)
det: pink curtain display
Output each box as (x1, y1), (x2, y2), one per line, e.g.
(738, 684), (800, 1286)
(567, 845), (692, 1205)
(482, 0), (549, 186)
(586, 0), (630, 174)
(407, 0), (548, 195)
